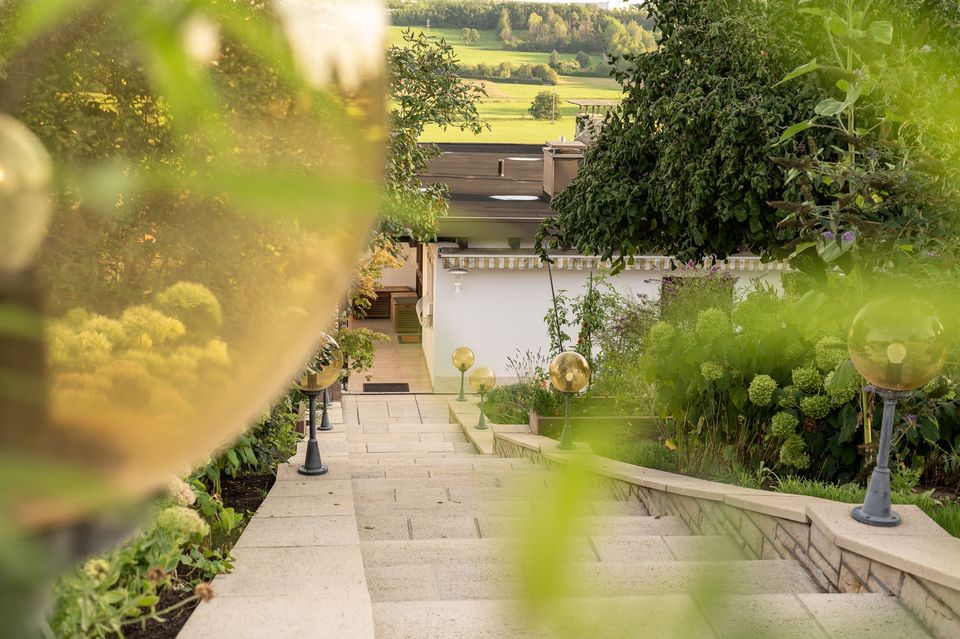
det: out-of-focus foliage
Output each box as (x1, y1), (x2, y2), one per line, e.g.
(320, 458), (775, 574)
(773, 0), (960, 280)
(49, 389), (300, 637)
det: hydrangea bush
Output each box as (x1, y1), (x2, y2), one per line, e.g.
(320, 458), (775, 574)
(642, 281), (960, 483)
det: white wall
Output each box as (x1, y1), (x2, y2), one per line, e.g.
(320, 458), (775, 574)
(378, 244), (418, 290)
(428, 255), (780, 388)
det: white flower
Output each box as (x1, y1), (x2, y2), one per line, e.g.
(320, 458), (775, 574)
(166, 476), (196, 506)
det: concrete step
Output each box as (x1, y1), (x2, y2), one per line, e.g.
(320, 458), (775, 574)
(352, 485), (619, 505)
(372, 593), (930, 639)
(360, 534), (746, 567)
(349, 441), (478, 454)
(356, 513), (691, 541)
(365, 558), (819, 602)
(347, 432), (468, 444)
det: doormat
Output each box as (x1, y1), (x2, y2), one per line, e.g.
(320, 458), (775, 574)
(363, 383), (410, 393)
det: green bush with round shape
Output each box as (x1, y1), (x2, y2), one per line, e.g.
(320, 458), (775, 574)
(780, 434), (810, 469)
(695, 307), (731, 342)
(791, 367), (821, 393)
(647, 321), (676, 354)
(156, 282), (223, 334)
(815, 336), (848, 372)
(824, 371), (859, 407)
(769, 411), (799, 439)
(799, 394), (832, 419)
(748, 374), (777, 407)
(700, 360), (724, 381)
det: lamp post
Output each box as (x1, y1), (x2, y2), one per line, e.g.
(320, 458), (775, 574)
(847, 297), (948, 526)
(452, 346), (475, 401)
(296, 334), (343, 475)
(469, 366), (496, 429)
(549, 351), (591, 450)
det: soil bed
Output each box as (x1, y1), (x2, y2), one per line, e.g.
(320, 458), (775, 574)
(122, 473), (275, 639)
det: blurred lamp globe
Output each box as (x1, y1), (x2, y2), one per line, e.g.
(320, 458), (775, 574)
(0, 114), (53, 273)
(469, 367), (496, 393)
(847, 297), (948, 392)
(298, 334), (344, 392)
(549, 351), (590, 394)
(452, 346), (475, 372)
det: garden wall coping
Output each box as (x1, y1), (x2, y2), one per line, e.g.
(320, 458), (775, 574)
(494, 429), (960, 634)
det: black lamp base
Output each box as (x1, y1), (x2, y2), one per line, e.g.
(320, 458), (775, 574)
(851, 505), (900, 527)
(298, 464), (329, 476)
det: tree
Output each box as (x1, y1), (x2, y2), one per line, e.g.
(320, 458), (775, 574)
(548, 49), (562, 69)
(527, 11), (543, 39)
(529, 91), (560, 121)
(497, 8), (513, 44)
(461, 27), (480, 45)
(531, 63), (559, 85)
(575, 51), (592, 69)
(538, 1), (824, 268)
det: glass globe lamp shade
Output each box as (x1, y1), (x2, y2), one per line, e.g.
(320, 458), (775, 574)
(549, 351), (590, 394)
(0, 114), (53, 273)
(452, 346), (475, 372)
(469, 367), (497, 393)
(848, 297), (949, 392)
(297, 334), (344, 392)
(3, 0), (386, 533)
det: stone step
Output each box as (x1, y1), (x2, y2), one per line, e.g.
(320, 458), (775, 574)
(352, 485), (619, 505)
(365, 559), (820, 602)
(356, 513), (691, 541)
(349, 441), (477, 454)
(372, 593), (930, 639)
(360, 534), (746, 566)
(347, 432), (468, 443)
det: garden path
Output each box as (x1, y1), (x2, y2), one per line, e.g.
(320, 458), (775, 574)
(179, 394), (932, 638)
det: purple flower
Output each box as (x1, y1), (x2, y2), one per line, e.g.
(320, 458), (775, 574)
(905, 414), (918, 425)
(822, 231), (836, 241)
(864, 385), (876, 393)
(841, 231), (855, 243)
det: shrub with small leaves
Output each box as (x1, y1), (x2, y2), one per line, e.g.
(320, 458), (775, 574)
(780, 434), (810, 469)
(121, 305), (186, 346)
(824, 371), (859, 406)
(748, 374), (778, 407)
(769, 411), (799, 439)
(791, 367), (821, 393)
(799, 394), (832, 419)
(695, 307), (731, 342)
(647, 321), (676, 354)
(155, 506), (210, 540)
(815, 336), (848, 372)
(700, 360), (724, 381)
(156, 282), (223, 334)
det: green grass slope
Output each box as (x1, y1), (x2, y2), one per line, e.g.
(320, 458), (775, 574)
(388, 26), (623, 144)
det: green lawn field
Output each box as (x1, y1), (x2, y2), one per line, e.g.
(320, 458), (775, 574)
(388, 26), (624, 144)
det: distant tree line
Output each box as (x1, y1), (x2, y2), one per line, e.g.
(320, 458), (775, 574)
(389, 1), (656, 55)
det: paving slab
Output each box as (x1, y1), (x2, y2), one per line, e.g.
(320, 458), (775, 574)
(210, 545), (367, 598)
(697, 594), (828, 639)
(181, 594), (375, 639)
(256, 494), (354, 518)
(798, 593), (931, 638)
(235, 515), (359, 548)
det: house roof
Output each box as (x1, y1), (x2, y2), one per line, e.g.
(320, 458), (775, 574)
(420, 143), (552, 240)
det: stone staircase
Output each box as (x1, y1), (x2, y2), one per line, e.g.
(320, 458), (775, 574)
(179, 395), (934, 638)
(345, 408), (930, 638)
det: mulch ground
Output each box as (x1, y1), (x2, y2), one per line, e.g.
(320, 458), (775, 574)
(122, 473), (275, 639)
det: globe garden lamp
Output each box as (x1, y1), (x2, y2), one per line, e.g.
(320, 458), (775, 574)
(469, 367), (497, 430)
(296, 335), (344, 476)
(452, 346), (475, 401)
(848, 297), (949, 526)
(549, 351), (591, 450)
